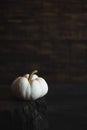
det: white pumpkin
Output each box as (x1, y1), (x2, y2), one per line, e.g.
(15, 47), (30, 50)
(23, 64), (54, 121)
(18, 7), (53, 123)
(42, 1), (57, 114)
(11, 70), (48, 100)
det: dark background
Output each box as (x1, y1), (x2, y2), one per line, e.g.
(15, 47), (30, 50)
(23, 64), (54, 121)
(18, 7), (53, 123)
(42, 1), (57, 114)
(0, 0), (87, 129)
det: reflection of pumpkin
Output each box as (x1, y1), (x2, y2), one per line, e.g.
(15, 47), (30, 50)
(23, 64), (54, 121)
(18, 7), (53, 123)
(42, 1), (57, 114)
(11, 70), (48, 100)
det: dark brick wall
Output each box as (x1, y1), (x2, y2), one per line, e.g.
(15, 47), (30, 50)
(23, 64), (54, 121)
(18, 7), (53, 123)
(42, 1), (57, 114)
(0, 0), (87, 85)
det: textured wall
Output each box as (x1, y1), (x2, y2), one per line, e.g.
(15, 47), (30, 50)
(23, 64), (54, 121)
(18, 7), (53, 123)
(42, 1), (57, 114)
(0, 0), (87, 85)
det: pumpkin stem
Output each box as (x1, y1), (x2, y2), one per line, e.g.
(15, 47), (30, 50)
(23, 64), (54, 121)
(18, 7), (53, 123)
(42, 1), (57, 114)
(28, 70), (38, 83)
